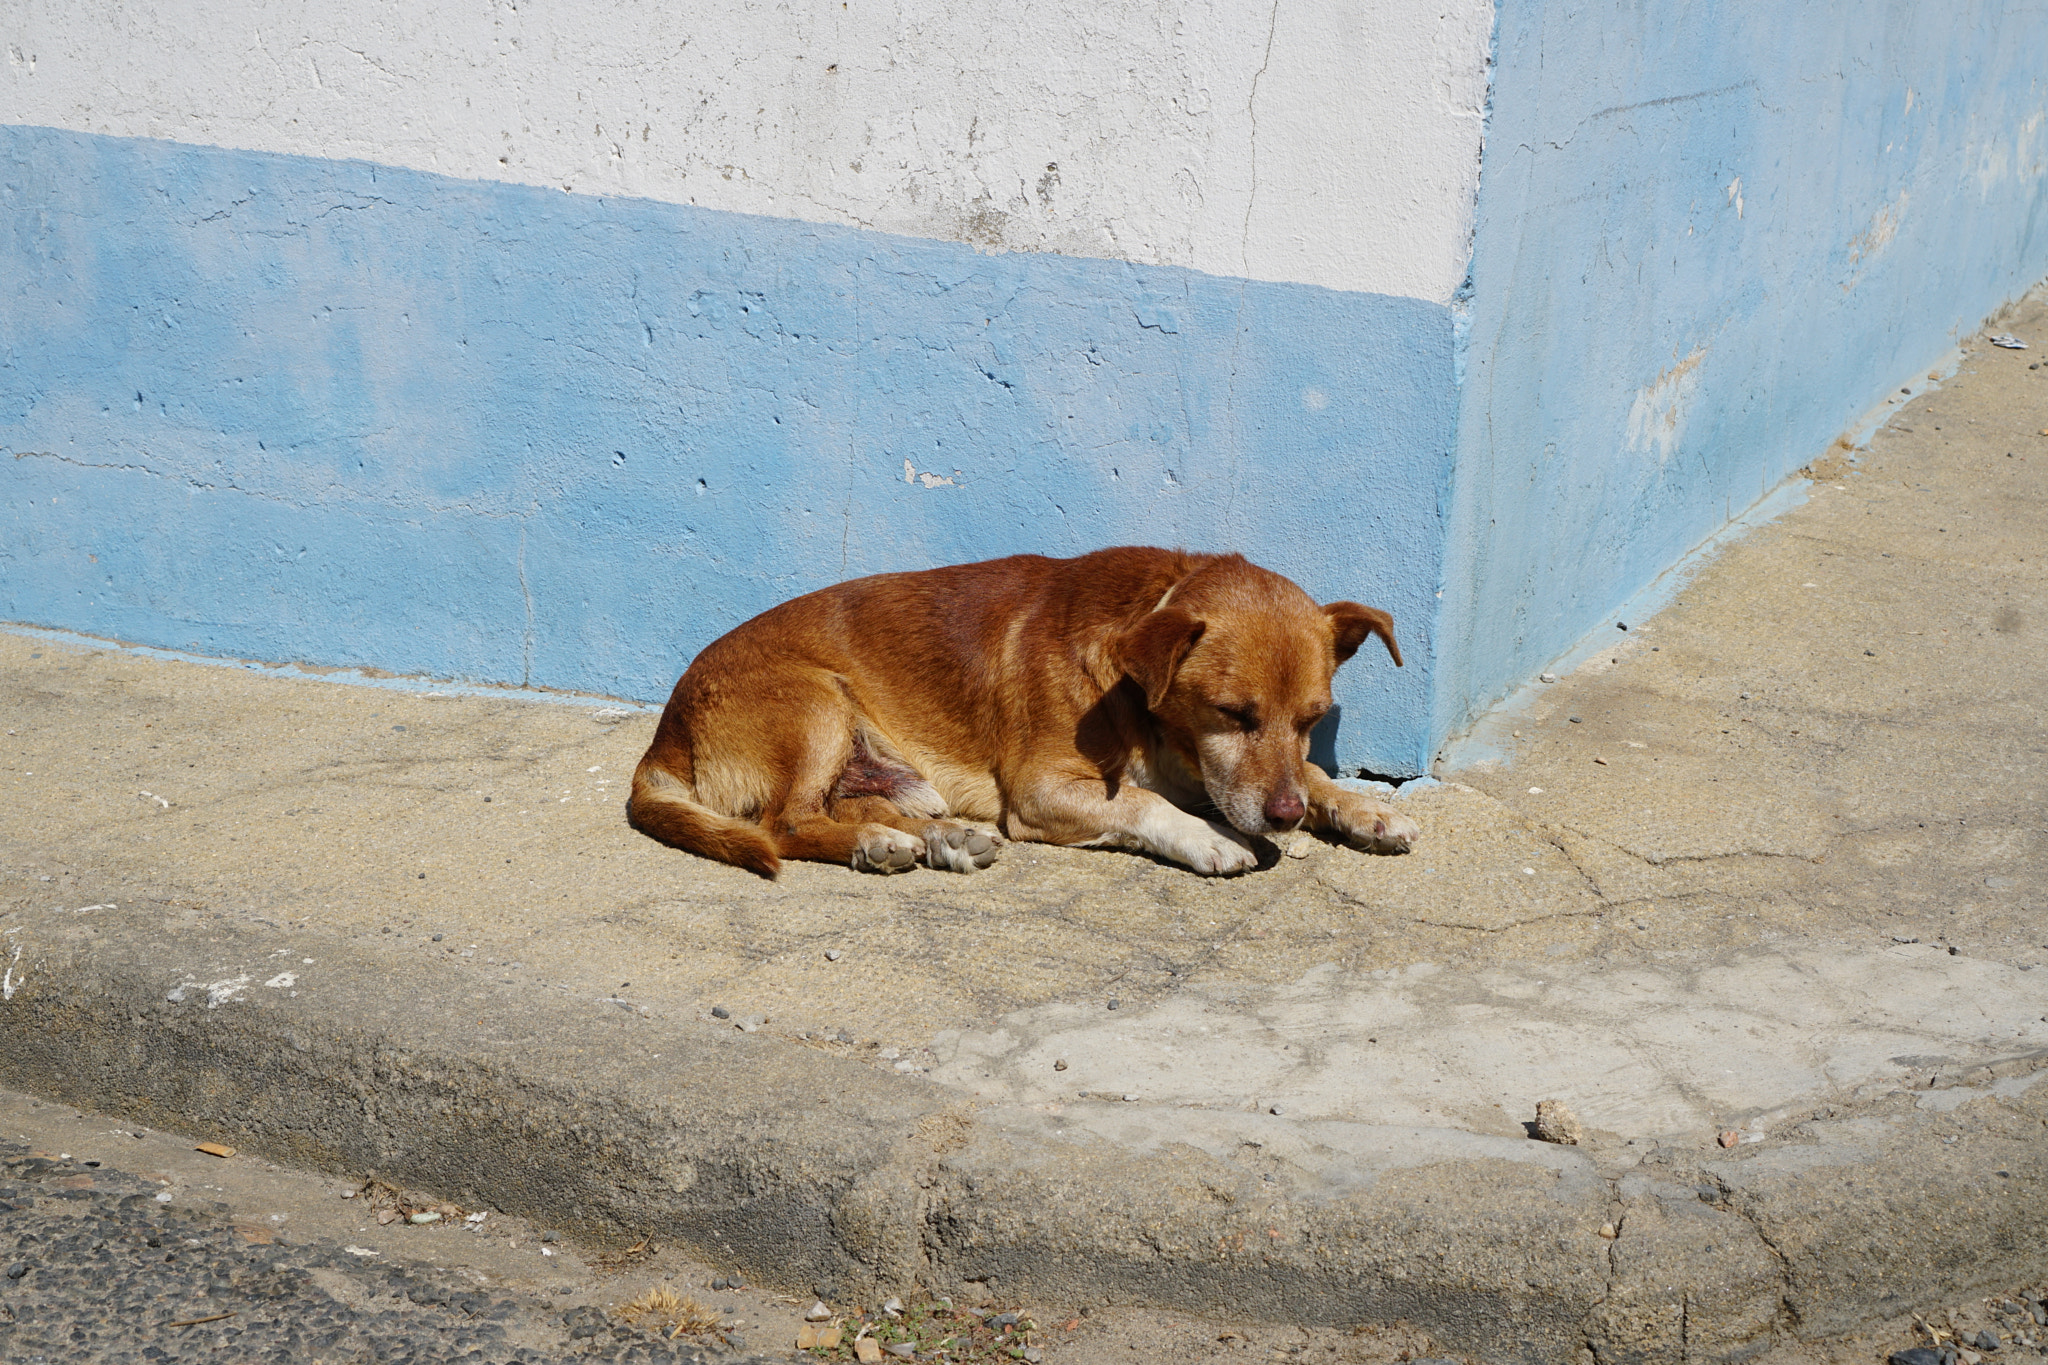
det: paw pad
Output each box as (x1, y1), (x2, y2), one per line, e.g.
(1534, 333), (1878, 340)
(923, 823), (1001, 873)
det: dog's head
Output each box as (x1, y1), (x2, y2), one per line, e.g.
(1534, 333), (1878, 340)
(1115, 558), (1400, 835)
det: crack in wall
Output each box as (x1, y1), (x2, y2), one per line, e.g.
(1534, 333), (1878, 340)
(11, 448), (528, 521)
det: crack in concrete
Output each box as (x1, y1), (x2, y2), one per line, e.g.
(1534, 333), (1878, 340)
(1725, 1192), (1802, 1334)
(1540, 827), (1613, 903)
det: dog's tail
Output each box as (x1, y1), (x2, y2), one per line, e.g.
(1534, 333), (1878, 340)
(628, 760), (781, 878)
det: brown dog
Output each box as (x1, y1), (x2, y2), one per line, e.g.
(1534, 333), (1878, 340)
(629, 547), (1419, 876)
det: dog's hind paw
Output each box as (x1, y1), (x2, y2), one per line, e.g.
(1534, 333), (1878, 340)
(851, 827), (922, 874)
(921, 822), (1001, 873)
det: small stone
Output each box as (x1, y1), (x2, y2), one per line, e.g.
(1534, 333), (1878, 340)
(825, 949), (843, 961)
(1568, 716), (1582, 724)
(432, 933), (444, 942)
(1106, 998), (1120, 1010)
(798, 1324), (820, 1349)
(1268, 1105), (1285, 1116)
(1121, 1093), (1139, 1103)
(1889, 1349), (1942, 1365)
(880, 1047), (901, 1061)
(1053, 1059), (1068, 1071)
(1866, 650), (1877, 657)
(710, 1276), (727, 1290)
(409, 1211), (442, 1224)
(5, 1262), (26, 1280)
(817, 1325), (845, 1348)
(710, 1005), (731, 1020)
(806, 1301), (833, 1322)
(885, 1344), (915, 1359)
(737, 1013), (767, 1032)
(1717, 1129), (1740, 1149)
(1532, 1099), (1584, 1146)
(1540, 672), (1557, 683)
(1598, 1223), (1617, 1239)
(883, 1297), (904, 1318)
(855, 1337), (885, 1364)
(540, 1230), (560, 1243)
(1975, 1331), (2002, 1351)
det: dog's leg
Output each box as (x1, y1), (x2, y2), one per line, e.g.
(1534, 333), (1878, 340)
(714, 675), (930, 874)
(776, 813), (925, 873)
(826, 795), (1001, 873)
(1302, 769), (1420, 854)
(1007, 770), (1258, 875)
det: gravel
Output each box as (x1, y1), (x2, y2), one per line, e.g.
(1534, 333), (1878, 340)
(0, 1140), (779, 1364)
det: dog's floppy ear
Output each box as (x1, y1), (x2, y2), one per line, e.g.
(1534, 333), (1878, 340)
(1118, 609), (1208, 710)
(1326, 602), (1402, 667)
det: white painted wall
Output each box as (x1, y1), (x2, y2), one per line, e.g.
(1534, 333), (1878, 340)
(1, 0), (1493, 301)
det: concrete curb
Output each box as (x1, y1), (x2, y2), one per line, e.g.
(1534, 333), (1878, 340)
(4, 913), (2044, 1364)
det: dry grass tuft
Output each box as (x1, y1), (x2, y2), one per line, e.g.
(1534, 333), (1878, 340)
(615, 1287), (722, 1338)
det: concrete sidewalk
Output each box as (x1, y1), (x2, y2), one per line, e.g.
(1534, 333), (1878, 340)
(4, 290), (2048, 1364)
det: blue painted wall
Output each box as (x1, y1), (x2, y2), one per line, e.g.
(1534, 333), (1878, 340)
(0, 127), (1450, 776)
(1434, 0), (2048, 748)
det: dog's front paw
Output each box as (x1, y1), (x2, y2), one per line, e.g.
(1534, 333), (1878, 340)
(922, 822), (1001, 873)
(851, 826), (923, 873)
(1176, 821), (1260, 876)
(1324, 796), (1420, 855)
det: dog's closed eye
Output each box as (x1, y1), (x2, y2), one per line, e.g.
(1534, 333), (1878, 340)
(1216, 703), (1259, 730)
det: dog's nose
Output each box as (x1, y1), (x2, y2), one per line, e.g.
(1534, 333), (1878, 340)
(1264, 789), (1306, 827)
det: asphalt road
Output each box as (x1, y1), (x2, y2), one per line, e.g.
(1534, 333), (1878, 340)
(0, 1137), (776, 1365)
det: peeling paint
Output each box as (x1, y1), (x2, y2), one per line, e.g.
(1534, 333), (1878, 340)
(168, 974), (254, 1010)
(1625, 347), (1708, 465)
(1847, 191), (1908, 269)
(901, 459), (958, 489)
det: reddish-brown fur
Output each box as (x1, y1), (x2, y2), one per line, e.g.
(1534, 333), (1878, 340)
(629, 547), (1419, 877)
